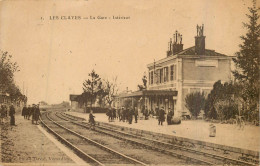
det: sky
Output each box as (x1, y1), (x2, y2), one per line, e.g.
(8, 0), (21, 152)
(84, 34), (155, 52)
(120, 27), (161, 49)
(0, 0), (256, 104)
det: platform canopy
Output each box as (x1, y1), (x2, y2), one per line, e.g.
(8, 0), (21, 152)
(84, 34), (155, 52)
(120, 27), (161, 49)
(117, 90), (178, 98)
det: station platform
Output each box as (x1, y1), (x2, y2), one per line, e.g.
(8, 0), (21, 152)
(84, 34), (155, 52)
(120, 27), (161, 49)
(0, 112), (85, 165)
(66, 111), (259, 153)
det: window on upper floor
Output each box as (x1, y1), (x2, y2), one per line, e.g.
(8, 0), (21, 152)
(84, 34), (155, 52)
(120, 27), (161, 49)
(170, 65), (174, 81)
(160, 69), (163, 83)
(174, 65), (177, 80)
(149, 72), (151, 85)
(151, 71), (154, 84)
(156, 69), (160, 84)
(164, 67), (168, 82)
(170, 65), (177, 81)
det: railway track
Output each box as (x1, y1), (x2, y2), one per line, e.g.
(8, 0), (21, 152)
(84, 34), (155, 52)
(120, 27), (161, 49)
(40, 111), (148, 165)
(61, 111), (258, 166)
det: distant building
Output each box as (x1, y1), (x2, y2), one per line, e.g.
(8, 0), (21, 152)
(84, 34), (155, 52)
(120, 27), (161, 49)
(115, 25), (233, 117)
(70, 94), (80, 110)
(69, 94), (99, 112)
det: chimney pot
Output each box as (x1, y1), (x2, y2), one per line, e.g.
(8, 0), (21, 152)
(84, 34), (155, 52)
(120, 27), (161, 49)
(195, 24), (206, 55)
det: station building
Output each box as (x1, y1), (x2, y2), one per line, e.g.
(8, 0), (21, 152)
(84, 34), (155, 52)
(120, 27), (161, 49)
(115, 25), (232, 117)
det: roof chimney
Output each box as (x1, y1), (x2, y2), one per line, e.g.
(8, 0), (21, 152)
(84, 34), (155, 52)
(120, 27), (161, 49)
(167, 38), (172, 56)
(195, 24), (206, 55)
(167, 30), (183, 57)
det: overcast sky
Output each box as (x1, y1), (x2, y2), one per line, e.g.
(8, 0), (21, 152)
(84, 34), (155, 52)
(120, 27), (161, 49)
(0, 0), (255, 104)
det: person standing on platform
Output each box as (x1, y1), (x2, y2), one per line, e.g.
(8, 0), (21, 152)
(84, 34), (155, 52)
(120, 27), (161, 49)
(141, 105), (145, 116)
(117, 107), (122, 122)
(34, 105), (41, 125)
(27, 105), (32, 120)
(106, 108), (112, 122)
(9, 104), (15, 126)
(125, 107), (128, 122)
(134, 107), (138, 123)
(155, 106), (159, 117)
(25, 105), (29, 119)
(112, 108), (116, 121)
(22, 105), (27, 119)
(167, 108), (173, 125)
(31, 104), (36, 124)
(158, 106), (165, 125)
(144, 106), (149, 120)
(122, 107), (126, 122)
(128, 107), (133, 124)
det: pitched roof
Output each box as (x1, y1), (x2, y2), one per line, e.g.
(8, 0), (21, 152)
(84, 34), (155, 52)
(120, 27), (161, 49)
(116, 90), (178, 98)
(147, 46), (231, 68)
(69, 94), (80, 101)
(175, 46), (227, 57)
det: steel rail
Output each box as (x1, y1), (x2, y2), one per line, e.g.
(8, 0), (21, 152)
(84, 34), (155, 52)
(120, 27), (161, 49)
(64, 112), (259, 161)
(88, 121), (257, 166)
(39, 113), (104, 166)
(63, 112), (258, 166)
(58, 112), (214, 165)
(48, 112), (147, 166)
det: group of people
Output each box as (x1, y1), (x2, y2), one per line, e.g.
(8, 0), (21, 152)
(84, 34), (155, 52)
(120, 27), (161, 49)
(0, 103), (42, 126)
(0, 104), (16, 125)
(106, 106), (174, 125)
(155, 106), (175, 125)
(21, 104), (41, 125)
(106, 107), (139, 124)
(105, 106), (175, 126)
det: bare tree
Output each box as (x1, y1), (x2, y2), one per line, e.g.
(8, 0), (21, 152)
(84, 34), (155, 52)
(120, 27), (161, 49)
(103, 77), (118, 107)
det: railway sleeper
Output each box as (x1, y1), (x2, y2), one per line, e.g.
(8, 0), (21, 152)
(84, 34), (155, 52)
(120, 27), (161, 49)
(73, 121), (214, 165)
(48, 113), (147, 166)
(63, 113), (257, 166)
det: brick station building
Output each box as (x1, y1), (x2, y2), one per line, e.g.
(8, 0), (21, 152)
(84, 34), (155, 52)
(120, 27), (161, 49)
(115, 25), (232, 117)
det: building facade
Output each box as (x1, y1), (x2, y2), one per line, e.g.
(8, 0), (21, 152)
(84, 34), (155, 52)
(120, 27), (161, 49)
(146, 25), (232, 116)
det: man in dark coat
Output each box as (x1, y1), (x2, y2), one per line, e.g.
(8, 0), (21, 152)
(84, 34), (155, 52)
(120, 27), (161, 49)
(22, 106), (27, 119)
(122, 107), (126, 122)
(106, 108), (112, 122)
(27, 105), (32, 120)
(9, 104), (15, 125)
(158, 106), (165, 125)
(128, 107), (134, 124)
(31, 104), (36, 124)
(112, 108), (116, 121)
(167, 108), (174, 125)
(144, 106), (149, 120)
(134, 107), (138, 123)
(34, 105), (41, 125)
(117, 108), (121, 121)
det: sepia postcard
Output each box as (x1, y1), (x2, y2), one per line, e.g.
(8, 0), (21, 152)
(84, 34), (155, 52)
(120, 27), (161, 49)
(0, 0), (259, 165)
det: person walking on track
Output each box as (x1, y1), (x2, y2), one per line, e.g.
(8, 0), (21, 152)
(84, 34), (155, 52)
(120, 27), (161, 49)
(89, 110), (95, 129)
